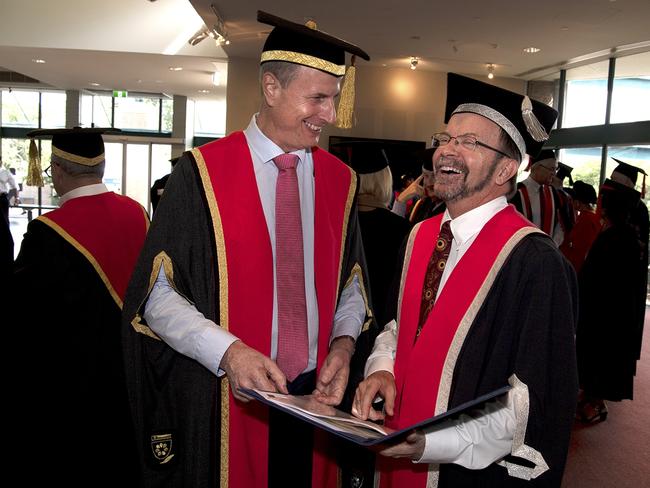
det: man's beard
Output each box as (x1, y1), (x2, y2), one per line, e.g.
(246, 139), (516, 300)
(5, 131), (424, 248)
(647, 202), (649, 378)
(433, 155), (498, 203)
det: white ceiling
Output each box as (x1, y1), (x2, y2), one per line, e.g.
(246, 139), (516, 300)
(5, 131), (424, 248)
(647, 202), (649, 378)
(0, 0), (228, 100)
(194, 0), (650, 78)
(0, 0), (649, 103)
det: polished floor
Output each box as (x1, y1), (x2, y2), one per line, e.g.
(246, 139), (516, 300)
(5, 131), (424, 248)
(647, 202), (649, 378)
(562, 306), (650, 487)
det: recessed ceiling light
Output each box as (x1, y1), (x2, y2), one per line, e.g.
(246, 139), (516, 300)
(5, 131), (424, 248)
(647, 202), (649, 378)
(523, 47), (541, 53)
(89, 82), (100, 87)
(169, 66), (183, 71)
(198, 89), (210, 93)
(32, 59), (46, 64)
(561, 26), (569, 31)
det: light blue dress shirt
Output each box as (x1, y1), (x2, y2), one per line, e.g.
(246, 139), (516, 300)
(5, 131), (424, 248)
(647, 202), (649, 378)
(144, 115), (365, 377)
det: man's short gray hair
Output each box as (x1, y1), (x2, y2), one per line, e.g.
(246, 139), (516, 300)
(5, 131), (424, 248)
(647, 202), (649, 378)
(259, 61), (301, 88)
(54, 158), (105, 178)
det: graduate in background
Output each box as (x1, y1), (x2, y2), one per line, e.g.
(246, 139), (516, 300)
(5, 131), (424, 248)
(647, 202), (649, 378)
(149, 156), (179, 214)
(12, 128), (148, 487)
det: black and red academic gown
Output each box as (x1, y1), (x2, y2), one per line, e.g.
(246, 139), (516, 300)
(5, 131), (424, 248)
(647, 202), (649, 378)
(11, 191), (148, 486)
(511, 181), (574, 243)
(122, 131), (373, 488)
(559, 209), (602, 273)
(380, 206), (578, 488)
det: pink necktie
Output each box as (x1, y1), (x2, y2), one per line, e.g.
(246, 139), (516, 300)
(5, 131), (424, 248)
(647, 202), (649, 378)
(273, 153), (308, 381)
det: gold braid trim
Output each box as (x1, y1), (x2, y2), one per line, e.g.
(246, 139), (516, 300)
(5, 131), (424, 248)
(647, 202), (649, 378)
(261, 50), (346, 76)
(334, 169), (357, 312)
(191, 147), (230, 488)
(52, 146), (105, 166)
(38, 215), (123, 309)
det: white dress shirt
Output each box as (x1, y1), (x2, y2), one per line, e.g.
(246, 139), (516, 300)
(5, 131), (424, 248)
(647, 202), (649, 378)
(0, 167), (17, 194)
(365, 196), (517, 469)
(58, 183), (109, 205)
(521, 176), (563, 246)
(145, 115), (366, 377)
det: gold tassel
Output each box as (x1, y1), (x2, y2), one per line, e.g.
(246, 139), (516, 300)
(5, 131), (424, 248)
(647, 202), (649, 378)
(26, 139), (44, 187)
(335, 55), (357, 129)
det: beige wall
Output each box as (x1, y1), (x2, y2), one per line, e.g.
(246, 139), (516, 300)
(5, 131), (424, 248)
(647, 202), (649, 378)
(225, 58), (527, 149)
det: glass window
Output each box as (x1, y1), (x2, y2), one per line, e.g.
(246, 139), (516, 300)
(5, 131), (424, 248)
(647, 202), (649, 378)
(151, 144), (172, 182)
(161, 99), (173, 132)
(41, 91), (67, 128)
(125, 143), (150, 208)
(194, 99), (226, 136)
(558, 147), (604, 189)
(562, 60), (610, 129)
(104, 142), (123, 194)
(80, 93), (113, 128)
(611, 52), (650, 124)
(115, 96), (160, 131)
(606, 145), (650, 202)
(1, 89), (39, 127)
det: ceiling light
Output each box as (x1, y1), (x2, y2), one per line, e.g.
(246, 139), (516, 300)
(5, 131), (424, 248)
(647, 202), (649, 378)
(32, 59), (45, 64)
(410, 57), (419, 70)
(89, 82), (100, 87)
(487, 63), (495, 79)
(169, 66), (183, 71)
(198, 89), (210, 94)
(523, 47), (541, 53)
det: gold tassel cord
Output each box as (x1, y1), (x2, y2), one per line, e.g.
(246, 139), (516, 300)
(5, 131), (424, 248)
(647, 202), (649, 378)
(335, 55), (357, 129)
(26, 139), (44, 187)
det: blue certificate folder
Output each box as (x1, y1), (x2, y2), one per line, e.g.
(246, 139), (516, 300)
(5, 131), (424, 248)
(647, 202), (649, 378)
(239, 385), (510, 447)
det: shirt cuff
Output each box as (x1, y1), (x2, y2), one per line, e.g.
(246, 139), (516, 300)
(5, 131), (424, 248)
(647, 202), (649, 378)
(416, 421), (464, 464)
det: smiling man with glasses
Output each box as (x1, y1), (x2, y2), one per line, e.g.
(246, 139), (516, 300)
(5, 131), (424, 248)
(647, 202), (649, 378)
(353, 73), (578, 488)
(510, 149), (575, 245)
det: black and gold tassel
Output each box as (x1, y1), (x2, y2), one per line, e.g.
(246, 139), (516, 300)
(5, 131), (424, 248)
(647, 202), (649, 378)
(335, 55), (357, 129)
(26, 138), (44, 187)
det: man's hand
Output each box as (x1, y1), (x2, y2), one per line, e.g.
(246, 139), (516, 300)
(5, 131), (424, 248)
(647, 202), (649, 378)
(220, 341), (288, 402)
(352, 370), (396, 421)
(376, 431), (425, 460)
(312, 336), (355, 406)
(397, 175), (424, 203)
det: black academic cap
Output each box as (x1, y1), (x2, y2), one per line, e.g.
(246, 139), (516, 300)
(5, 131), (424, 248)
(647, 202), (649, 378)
(417, 148), (436, 172)
(572, 180), (597, 205)
(334, 141), (389, 174)
(556, 162), (574, 185)
(444, 73), (558, 161)
(610, 158), (647, 185)
(27, 127), (120, 166)
(258, 10), (370, 76)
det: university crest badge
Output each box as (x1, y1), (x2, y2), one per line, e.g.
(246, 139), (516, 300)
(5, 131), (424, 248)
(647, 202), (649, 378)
(151, 432), (175, 465)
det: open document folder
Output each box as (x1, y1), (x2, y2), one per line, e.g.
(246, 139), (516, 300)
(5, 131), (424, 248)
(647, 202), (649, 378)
(239, 385), (510, 447)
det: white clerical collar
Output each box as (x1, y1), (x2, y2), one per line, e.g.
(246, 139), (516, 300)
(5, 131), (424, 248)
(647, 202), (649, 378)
(59, 183), (108, 206)
(244, 114), (307, 166)
(442, 196), (508, 245)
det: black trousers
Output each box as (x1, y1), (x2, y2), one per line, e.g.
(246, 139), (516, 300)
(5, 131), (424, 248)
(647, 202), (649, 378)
(0, 193), (8, 222)
(268, 370), (316, 488)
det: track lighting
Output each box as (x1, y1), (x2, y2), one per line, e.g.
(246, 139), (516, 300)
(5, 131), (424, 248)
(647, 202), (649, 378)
(487, 64), (495, 79)
(410, 57), (419, 70)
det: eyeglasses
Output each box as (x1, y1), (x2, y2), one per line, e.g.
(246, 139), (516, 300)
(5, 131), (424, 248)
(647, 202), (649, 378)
(433, 133), (513, 160)
(538, 164), (559, 174)
(44, 165), (51, 177)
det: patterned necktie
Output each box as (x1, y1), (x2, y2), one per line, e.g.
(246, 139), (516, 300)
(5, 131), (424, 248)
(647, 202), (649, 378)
(417, 220), (453, 339)
(273, 153), (308, 381)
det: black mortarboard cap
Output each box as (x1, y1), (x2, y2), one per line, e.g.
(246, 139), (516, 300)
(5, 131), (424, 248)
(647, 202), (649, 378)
(417, 148), (436, 172)
(334, 141), (389, 174)
(27, 127), (119, 166)
(611, 158), (647, 185)
(572, 180), (597, 205)
(556, 162), (574, 185)
(611, 157), (647, 197)
(258, 10), (369, 76)
(444, 73), (558, 161)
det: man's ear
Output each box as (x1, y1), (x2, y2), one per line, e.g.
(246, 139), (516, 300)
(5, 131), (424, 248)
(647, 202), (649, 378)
(261, 72), (282, 107)
(496, 157), (518, 186)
